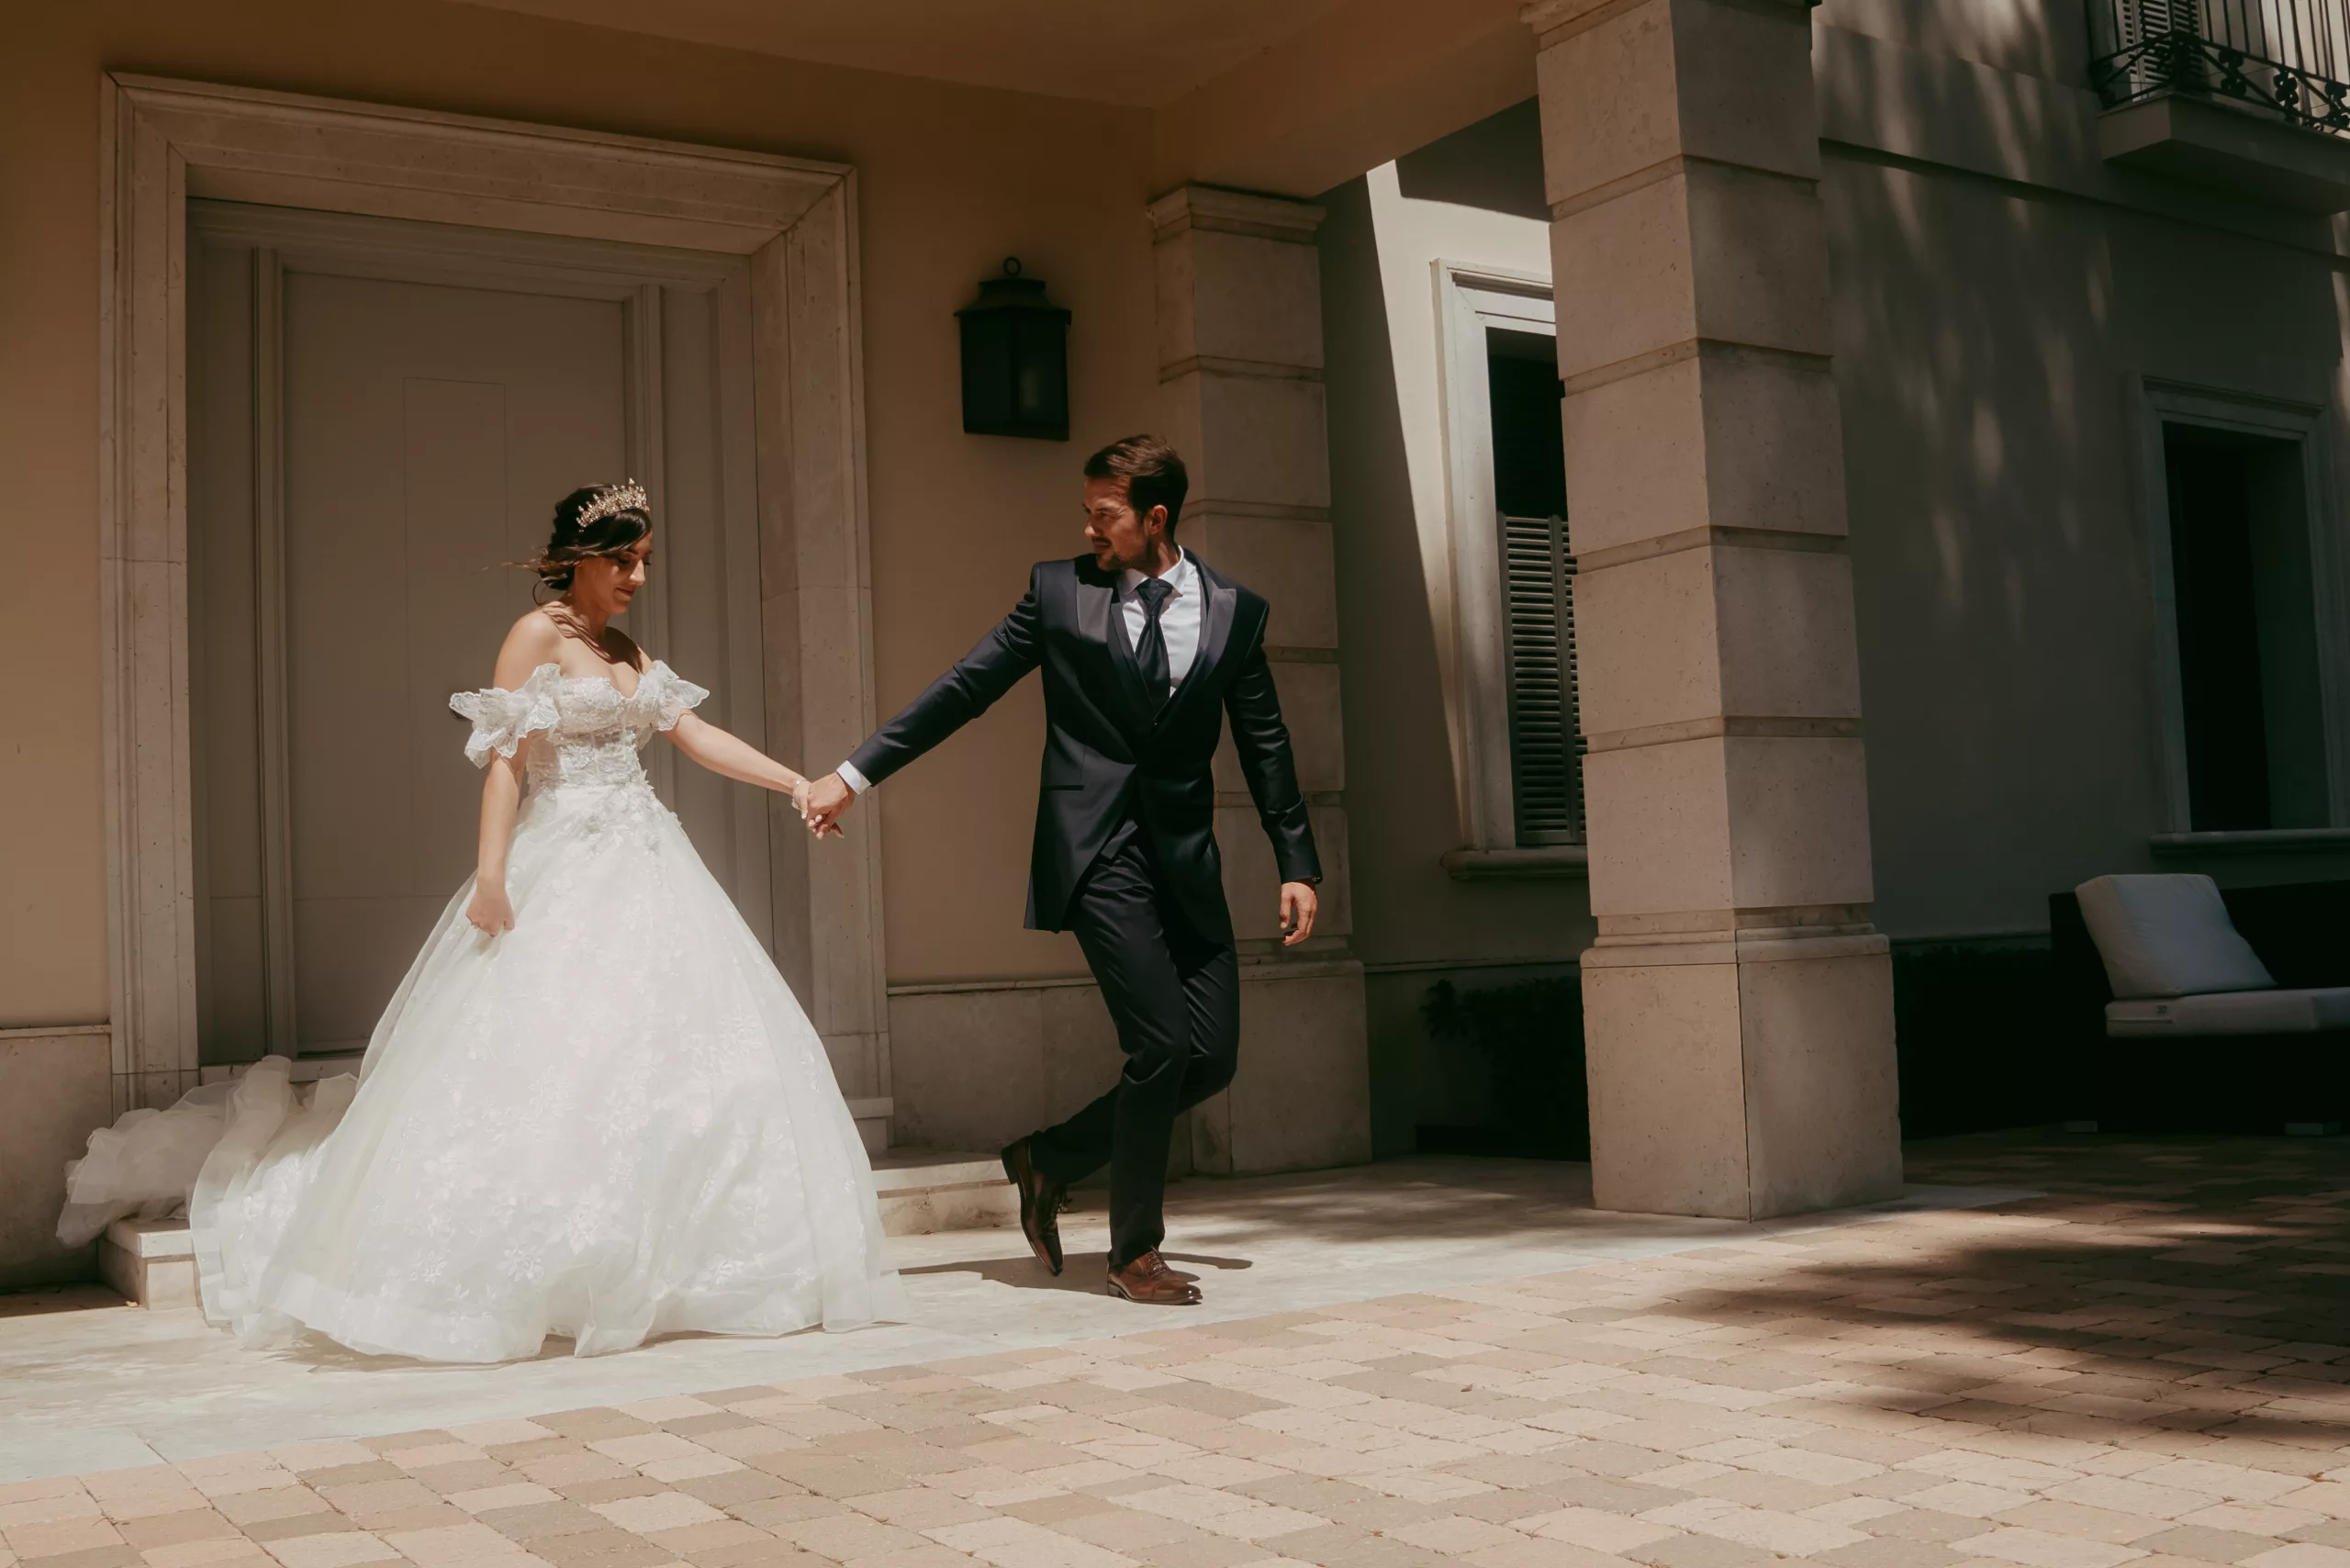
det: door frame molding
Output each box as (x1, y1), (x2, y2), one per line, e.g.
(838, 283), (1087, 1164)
(188, 199), (778, 1058)
(99, 73), (890, 1113)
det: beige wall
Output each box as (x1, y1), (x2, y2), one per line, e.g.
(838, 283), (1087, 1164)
(0, 1030), (110, 1289)
(0, 0), (1173, 1036)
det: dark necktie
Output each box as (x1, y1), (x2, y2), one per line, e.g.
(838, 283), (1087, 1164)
(1133, 576), (1175, 710)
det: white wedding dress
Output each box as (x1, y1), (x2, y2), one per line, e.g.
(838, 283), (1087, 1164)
(183, 660), (906, 1362)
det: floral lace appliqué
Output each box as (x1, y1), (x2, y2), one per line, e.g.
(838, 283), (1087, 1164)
(448, 663), (711, 827)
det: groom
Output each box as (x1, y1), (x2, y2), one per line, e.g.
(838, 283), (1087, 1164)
(802, 435), (1320, 1305)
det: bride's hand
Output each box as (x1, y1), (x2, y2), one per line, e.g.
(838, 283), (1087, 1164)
(467, 882), (515, 935)
(792, 776), (843, 838)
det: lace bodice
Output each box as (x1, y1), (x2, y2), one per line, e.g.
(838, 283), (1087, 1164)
(450, 662), (707, 793)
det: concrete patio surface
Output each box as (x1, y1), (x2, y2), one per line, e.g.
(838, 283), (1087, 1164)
(4, 1131), (2348, 1568)
(0, 1157), (2022, 1480)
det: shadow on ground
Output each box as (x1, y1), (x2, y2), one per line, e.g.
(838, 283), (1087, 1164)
(1633, 1128), (2350, 1454)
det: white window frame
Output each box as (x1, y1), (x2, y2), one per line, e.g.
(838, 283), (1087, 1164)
(2136, 378), (2350, 837)
(1435, 258), (1567, 853)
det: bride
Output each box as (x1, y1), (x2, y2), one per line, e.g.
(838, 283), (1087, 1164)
(182, 480), (904, 1362)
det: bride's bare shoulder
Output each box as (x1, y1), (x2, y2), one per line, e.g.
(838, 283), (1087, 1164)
(491, 609), (565, 688)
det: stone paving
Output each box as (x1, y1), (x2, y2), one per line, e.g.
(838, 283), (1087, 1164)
(6, 1131), (2350, 1568)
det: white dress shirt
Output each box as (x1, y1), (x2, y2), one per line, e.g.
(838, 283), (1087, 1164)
(837, 548), (1199, 795)
(1121, 546), (1203, 689)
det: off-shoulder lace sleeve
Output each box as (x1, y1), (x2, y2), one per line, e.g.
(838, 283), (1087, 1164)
(450, 664), (561, 766)
(641, 662), (711, 733)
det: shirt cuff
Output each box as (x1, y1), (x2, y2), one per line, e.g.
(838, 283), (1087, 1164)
(836, 761), (872, 795)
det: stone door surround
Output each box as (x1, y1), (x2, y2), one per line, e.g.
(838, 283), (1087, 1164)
(97, 75), (890, 1116)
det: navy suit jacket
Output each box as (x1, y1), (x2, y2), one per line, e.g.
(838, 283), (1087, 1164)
(846, 554), (1320, 939)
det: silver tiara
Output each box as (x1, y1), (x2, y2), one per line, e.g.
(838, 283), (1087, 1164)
(577, 479), (647, 529)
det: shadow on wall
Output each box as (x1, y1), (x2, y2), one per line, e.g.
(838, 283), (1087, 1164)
(1393, 98), (1549, 219)
(1821, 131), (2140, 931)
(1819, 9), (2348, 936)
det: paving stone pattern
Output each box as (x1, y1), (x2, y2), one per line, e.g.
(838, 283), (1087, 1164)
(7, 1133), (2350, 1568)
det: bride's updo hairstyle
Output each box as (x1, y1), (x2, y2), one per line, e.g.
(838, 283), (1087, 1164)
(527, 482), (652, 594)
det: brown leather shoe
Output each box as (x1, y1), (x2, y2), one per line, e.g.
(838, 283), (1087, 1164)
(1000, 1137), (1066, 1276)
(1106, 1250), (1202, 1305)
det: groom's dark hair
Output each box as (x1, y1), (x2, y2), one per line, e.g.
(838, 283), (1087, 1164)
(1084, 434), (1188, 538)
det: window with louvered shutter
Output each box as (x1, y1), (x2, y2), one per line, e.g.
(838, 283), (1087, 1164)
(1500, 514), (1583, 842)
(1486, 331), (1583, 845)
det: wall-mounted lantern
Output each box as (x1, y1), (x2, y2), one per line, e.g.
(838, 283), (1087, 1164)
(957, 257), (1069, 441)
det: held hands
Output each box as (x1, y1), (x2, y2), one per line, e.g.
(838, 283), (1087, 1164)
(1278, 880), (1319, 946)
(800, 771), (855, 837)
(466, 881), (515, 936)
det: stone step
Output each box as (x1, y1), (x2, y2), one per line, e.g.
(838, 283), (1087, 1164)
(872, 1149), (1020, 1238)
(99, 1217), (197, 1312)
(209, 1058), (894, 1153)
(98, 1148), (1014, 1309)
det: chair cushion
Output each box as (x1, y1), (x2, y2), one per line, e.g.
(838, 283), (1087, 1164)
(2076, 873), (2276, 999)
(2107, 987), (2350, 1036)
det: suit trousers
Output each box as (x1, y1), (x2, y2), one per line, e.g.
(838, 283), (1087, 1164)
(1026, 816), (1239, 1268)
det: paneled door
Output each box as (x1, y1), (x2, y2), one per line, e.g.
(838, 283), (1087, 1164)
(188, 202), (773, 1061)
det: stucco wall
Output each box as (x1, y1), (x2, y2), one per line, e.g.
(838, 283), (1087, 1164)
(0, 0), (1164, 1042)
(1817, 3), (2350, 936)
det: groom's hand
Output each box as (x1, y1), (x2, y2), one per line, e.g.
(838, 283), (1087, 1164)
(1278, 881), (1318, 946)
(803, 770), (856, 835)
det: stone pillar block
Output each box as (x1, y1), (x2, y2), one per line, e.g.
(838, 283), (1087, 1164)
(1572, 541), (1862, 738)
(1572, 546), (1727, 735)
(1529, 0), (1902, 1219)
(1578, 958), (1750, 1215)
(1583, 734), (1875, 927)
(1155, 184), (1366, 1178)
(1583, 944), (1897, 1219)
(1216, 801), (1353, 943)
(1581, 738), (1734, 915)
(1157, 228), (1327, 373)
(1560, 347), (1849, 554)
(1694, 352), (1850, 536)
(1534, 0), (1821, 201)
(1214, 659), (1346, 795)
(1711, 545), (1864, 718)
(1180, 512), (1341, 648)
(1550, 167), (1833, 377)
(1192, 962), (1371, 1175)
(1719, 735), (1878, 910)
(1163, 372), (1332, 513)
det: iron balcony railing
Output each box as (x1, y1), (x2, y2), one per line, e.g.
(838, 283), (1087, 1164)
(2088, 0), (2350, 136)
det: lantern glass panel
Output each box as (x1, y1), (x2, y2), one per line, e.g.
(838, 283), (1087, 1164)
(957, 263), (1070, 441)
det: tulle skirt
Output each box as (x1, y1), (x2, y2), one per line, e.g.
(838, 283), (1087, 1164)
(190, 778), (906, 1362)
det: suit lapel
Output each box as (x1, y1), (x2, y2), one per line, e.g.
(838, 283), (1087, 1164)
(1085, 569), (1157, 731)
(1161, 560), (1238, 728)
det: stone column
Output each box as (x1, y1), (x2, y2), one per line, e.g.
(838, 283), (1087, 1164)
(1526, 0), (1902, 1218)
(1149, 185), (1370, 1176)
